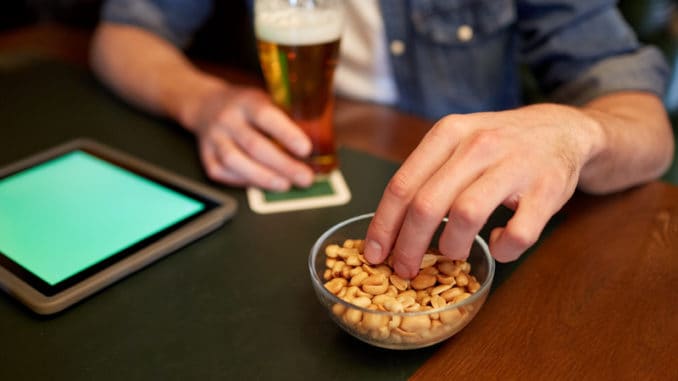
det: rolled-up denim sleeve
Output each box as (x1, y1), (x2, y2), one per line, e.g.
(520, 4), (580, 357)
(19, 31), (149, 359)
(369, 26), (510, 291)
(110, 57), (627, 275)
(518, 0), (670, 105)
(101, 0), (213, 48)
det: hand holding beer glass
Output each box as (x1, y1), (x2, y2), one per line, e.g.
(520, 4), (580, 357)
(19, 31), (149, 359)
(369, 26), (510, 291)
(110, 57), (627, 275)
(255, 0), (345, 174)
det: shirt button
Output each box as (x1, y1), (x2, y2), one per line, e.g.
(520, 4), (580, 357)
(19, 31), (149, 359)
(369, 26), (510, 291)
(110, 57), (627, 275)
(389, 40), (406, 56)
(457, 25), (474, 42)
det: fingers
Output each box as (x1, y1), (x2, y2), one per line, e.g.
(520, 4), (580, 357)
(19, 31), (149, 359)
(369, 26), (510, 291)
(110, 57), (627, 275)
(195, 88), (316, 190)
(438, 167), (519, 262)
(200, 128), (297, 191)
(199, 139), (247, 186)
(225, 113), (314, 188)
(386, 128), (505, 278)
(366, 106), (588, 279)
(489, 192), (553, 263)
(367, 120), (566, 278)
(364, 120), (463, 266)
(245, 99), (312, 158)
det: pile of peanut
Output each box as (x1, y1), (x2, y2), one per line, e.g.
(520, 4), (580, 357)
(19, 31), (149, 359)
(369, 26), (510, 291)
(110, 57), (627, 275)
(322, 239), (481, 346)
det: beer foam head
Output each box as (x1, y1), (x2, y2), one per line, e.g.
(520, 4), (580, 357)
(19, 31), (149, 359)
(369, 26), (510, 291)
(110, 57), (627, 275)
(255, 6), (344, 46)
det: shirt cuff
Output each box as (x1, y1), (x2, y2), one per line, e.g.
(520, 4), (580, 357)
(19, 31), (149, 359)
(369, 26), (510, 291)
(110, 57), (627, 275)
(549, 46), (670, 105)
(101, 0), (211, 48)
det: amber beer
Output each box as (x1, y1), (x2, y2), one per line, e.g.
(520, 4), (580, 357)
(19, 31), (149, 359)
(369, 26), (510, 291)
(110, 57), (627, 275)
(255, 3), (343, 173)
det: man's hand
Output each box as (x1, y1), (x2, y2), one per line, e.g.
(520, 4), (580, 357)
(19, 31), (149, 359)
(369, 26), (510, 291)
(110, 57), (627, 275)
(191, 84), (314, 191)
(363, 103), (604, 279)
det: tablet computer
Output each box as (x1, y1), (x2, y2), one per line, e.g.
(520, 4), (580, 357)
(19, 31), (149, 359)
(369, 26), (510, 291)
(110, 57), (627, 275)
(0, 139), (237, 315)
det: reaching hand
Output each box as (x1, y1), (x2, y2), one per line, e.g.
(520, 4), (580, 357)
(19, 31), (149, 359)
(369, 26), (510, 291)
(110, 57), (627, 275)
(363, 104), (601, 279)
(192, 84), (315, 191)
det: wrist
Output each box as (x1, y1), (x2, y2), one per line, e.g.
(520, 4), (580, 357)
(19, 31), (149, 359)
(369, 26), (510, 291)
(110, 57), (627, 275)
(527, 103), (607, 167)
(172, 72), (231, 134)
(571, 106), (607, 167)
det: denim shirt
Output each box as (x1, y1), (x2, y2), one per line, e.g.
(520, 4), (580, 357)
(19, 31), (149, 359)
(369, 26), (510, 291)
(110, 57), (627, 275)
(102, 0), (669, 121)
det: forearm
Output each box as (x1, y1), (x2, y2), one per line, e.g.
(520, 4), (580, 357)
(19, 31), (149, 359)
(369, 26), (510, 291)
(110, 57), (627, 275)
(89, 23), (226, 132)
(577, 91), (674, 194)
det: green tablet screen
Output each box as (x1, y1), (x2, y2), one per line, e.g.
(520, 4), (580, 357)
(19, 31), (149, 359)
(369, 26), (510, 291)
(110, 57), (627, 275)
(0, 150), (206, 288)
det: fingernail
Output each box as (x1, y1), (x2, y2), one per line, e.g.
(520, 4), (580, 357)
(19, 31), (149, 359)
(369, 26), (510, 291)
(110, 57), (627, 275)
(293, 140), (311, 157)
(270, 178), (289, 191)
(393, 260), (413, 280)
(294, 171), (313, 187)
(364, 239), (381, 263)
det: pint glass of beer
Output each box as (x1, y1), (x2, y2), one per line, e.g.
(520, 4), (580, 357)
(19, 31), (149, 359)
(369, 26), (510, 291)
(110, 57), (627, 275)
(254, 0), (345, 174)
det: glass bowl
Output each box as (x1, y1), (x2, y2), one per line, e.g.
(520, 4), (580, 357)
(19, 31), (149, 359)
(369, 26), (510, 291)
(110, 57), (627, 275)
(309, 213), (495, 350)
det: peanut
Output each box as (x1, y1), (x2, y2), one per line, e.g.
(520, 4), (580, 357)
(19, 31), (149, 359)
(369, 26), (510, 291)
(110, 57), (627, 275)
(436, 274), (456, 285)
(383, 299), (404, 313)
(373, 264), (392, 277)
(420, 266), (439, 276)
(455, 273), (469, 287)
(411, 273), (436, 290)
(361, 274), (389, 295)
(346, 255), (362, 267)
(440, 308), (463, 325)
(389, 274), (409, 291)
(331, 260), (345, 277)
(419, 253), (438, 268)
(343, 239), (357, 249)
(385, 285), (398, 297)
(343, 309), (362, 325)
(337, 247), (358, 258)
(431, 284), (452, 295)
(398, 289), (417, 300)
(362, 312), (389, 330)
(349, 271), (369, 287)
(400, 315), (431, 333)
(348, 266), (364, 278)
(440, 287), (465, 302)
(325, 258), (336, 268)
(430, 295), (446, 309)
(372, 294), (394, 306)
(437, 261), (456, 276)
(324, 277), (347, 294)
(332, 303), (346, 316)
(352, 296), (372, 308)
(341, 266), (351, 279)
(468, 279), (481, 293)
(325, 244), (340, 258)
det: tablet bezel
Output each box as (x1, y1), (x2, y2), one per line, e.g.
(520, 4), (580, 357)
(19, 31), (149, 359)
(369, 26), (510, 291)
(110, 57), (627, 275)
(0, 138), (237, 315)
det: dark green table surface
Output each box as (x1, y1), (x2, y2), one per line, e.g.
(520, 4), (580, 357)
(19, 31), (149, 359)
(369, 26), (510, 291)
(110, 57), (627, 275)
(0, 56), (522, 380)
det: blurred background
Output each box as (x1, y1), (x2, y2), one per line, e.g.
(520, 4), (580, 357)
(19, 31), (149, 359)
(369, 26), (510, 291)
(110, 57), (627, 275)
(1, 0), (677, 180)
(0, 0), (101, 30)
(1, 0), (676, 113)
(0, 0), (260, 70)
